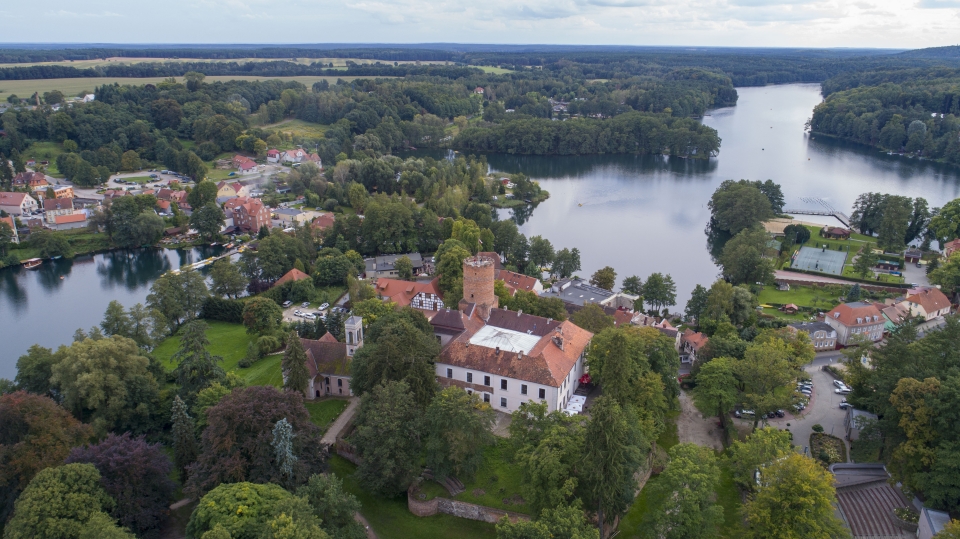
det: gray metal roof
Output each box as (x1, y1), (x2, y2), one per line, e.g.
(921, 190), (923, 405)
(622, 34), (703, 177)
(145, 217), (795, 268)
(364, 252), (423, 273)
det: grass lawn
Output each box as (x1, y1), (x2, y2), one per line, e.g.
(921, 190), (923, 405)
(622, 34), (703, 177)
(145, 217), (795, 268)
(841, 266), (905, 283)
(124, 176), (154, 184)
(329, 456), (496, 539)
(10, 230), (113, 261)
(22, 141), (65, 176)
(757, 284), (844, 310)
(658, 410), (680, 449)
(304, 398), (349, 430)
(263, 119), (329, 139)
(716, 464), (742, 538)
(475, 66), (514, 74)
(451, 439), (529, 514)
(238, 355), (283, 387)
(154, 321), (255, 372)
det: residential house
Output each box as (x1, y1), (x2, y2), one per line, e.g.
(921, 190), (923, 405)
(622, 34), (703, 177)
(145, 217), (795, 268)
(274, 208), (311, 226)
(899, 287), (952, 321)
(266, 149), (281, 163)
(364, 253), (425, 279)
(436, 306), (593, 413)
(918, 508), (951, 539)
(0, 192), (39, 216)
(42, 198), (74, 224)
(830, 463), (913, 539)
(12, 171), (49, 189)
(274, 268), (312, 287)
(0, 215), (19, 244)
(310, 212), (335, 234)
(223, 197), (271, 232)
(474, 87), (484, 94)
(374, 277), (445, 310)
(155, 200), (172, 215)
(232, 155), (258, 175)
(821, 226), (852, 240)
(944, 239), (960, 259)
(679, 329), (709, 364)
(497, 269), (544, 295)
(904, 248), (923, 264)
(281, 148), (321, 166)
(880, 302), (909, 331)
(216, 181), (245, 198)
(34, 185), (74, 200)
(542, 277), (638, 310)
(297, 316), (363, 398)
(788, 322), (837, 351)
(51, 213), (87, 231)
(825, 302), (885, 345)
(81, 94), (95, 103)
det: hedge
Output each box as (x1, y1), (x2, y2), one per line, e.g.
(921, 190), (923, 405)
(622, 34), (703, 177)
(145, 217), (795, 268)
(200, 297), (245, 324)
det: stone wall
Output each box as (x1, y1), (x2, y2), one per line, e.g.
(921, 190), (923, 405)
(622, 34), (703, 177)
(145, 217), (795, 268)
(335, 439), (361, 466)
(407, 486), (529, 524)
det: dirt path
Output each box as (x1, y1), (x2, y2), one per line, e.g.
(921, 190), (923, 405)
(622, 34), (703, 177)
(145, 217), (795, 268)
(677, 390), (724, 451)
(320, 397), (359, 446)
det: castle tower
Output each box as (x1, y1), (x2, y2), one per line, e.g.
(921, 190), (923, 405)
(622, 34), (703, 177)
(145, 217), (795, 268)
(461, 255), (498, 320)
(344, 315), (364, 357)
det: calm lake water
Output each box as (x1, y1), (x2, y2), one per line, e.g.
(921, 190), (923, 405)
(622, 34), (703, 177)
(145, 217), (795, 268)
(2, 83), (960, 379)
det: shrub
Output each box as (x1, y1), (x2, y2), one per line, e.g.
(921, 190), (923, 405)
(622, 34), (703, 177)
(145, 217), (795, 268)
(812, 424), (824, 433)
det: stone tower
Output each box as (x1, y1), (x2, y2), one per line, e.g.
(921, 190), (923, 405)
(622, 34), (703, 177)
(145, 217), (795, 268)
(344, 315), (364, 357)
(461, 255), (498, 320)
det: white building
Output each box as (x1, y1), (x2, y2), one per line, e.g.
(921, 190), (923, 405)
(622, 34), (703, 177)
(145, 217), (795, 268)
(434, 308), (592, 413)
(0, 192), (39, 216)
(297, 316), (363, 399)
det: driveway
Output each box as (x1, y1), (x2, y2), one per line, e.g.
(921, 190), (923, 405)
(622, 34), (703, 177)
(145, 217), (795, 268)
(901, 261), (930, 288)
(753, 352), (850, 459)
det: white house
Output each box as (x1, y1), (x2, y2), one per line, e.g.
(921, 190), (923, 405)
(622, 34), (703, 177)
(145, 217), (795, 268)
(825, 302), (885, 346)
(82, 94), (95, 103)
(899, 288), (952, 321)
(0, 192), (39, 216)
(266, 149), (282, 163)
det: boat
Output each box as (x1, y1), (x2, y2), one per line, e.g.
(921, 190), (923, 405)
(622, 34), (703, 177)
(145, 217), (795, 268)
(23, 258), (42, 269)
(210, 242), (219, 247)
(51, 255), (62, 260)
(224, 243), (235, 249)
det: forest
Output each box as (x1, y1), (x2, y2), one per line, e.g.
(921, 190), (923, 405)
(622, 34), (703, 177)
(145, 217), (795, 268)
(809, 67), (960, 164)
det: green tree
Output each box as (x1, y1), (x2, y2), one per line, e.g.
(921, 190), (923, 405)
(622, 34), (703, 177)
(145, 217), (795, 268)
(295, 474), (366, 539)
(853, 243), (879, 279)
(435, 240), (471, 304)
(242, 296), (283, 336)
(709, 180), (774, 234)
(393, 255), (414, 280)
(184, 71), (206, 91)
(719, 225), (774, 285)
(496, 501), (598, 539)
(685, 284), (710, 326)
(188, 180), (219, 209)
(210, 258), (247, 299)
(652, 443), (724, 539)
(735, 340), (796, 429)
(642, 272), (677, 313)
(29, 229), (73, 259)
(349, 313), (439, 407)
(172, 320), (226, 403)
(783, 224), (811, 246)
(424, 387), (495, 481)
(190, 203), (225, 242)
(929, 198), (960, 244)
(14, 344), (58, 395)
(100, 300), (131, 338)
(4, 464), (131, 539)
(282, 332), (311, 395)
(621, 275), (643, 296)
(589, 266), (616, 291)
(930, 252), (960, 298)
(742, 454), (849, 539)
(147, 268), (209, 334)
(847, 283), (862, 302)
(570, 303), (615, 334)
(528, 235), (555, 270)
(934, 520), (960, 539)
(551, 247), (581, 279)
(692, 356), (738, 424)
(578, 396), (645, 531)
(170, 395), (198, 481)
(353, 381), (423, 495)
(186, 482), (326, 539)
(725, 427), (793, 491)
(877, 195), (912, 252)
(513, 413), (584, 517)
(120, 150), (141, 172)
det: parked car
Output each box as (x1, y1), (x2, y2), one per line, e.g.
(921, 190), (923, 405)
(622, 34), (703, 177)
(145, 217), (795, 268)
(833, 380), (846, 389)
(766, 411), (776, 419)
(835, 388), (852, 395)
(776, 410), (785, 418)
(282, 301), (293, 307)
(301, 302), (310, 308)
(319, 303), (330, 310)
(293, 310), (302, 317)
(734, 409), (755, 418)
(799, 388), (812, 395)
(304, 313), (316, 320)
(839, 402), (852, 409)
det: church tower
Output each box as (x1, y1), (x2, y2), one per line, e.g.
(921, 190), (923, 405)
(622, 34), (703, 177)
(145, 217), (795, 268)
(344, 315), (364, 357)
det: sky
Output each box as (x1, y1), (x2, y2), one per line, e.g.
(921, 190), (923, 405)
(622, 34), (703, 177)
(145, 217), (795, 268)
(2, 0), (960, 49)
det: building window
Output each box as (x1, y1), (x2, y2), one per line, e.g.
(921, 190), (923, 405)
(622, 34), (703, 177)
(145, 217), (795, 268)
(467, 372), (473, 383)
(521, 384), (528, 395)
(484, 393), (490, 403)
(500, 397), (507, 408)
(337, 379), (342, 387)
(467, 389), (473, 395)
(446, 368), (453, 378)
(539, 388), (546, 399)
(500, 379), (507, 391)
(484, 375), (491, 386)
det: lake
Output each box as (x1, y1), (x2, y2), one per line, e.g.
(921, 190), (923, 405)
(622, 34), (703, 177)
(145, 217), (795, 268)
(2, 83), (960, 380)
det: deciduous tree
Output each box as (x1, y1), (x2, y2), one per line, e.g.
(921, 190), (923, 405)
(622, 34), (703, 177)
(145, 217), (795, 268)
(424, 387), (495, 481)
(282, 331), (311, 395)
(652, 443), (724, 539)
(172, 320), (226, 403)
(190, 202), (225, 242)
(589, 266), (616, 291)
(692, 356), (738, 424)
(210, 258), (247, 299)
(186, 482), (326, 539)
(642, 272), (677, 313)
(570, 303), (615, 334)
(295, 474), (366, 539)
(725, 427), (793, 491)
(242, 296), (283, 336)
(352, 381), (423, 495)
(393, 254), (414, 280)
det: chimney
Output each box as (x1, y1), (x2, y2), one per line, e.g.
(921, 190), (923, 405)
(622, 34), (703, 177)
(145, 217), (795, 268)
(517, 310), (522, 317)
(518, 351), (523, 360)
(495, 347), (500, 355)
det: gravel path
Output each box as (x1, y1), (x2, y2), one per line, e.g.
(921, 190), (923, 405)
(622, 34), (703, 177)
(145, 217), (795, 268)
(677, 390), (724, 451)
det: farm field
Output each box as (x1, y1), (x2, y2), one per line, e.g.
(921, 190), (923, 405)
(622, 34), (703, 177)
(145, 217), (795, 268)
(0, 75), (373, 101)
(0, 57), (452, 69)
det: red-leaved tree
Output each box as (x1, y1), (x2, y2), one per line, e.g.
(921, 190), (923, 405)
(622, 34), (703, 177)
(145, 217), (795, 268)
(66, 432), (175, 536)
(185, 385), (326, 497)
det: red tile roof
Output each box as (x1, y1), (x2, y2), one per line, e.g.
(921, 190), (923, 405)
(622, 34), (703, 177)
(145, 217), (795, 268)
(438, 312), (592, 388)
(0, 192), (30, 206)
(54, 213), (86, 224)
(311, 213), (336, 231)
(42, 198), (73, 211)
(944, 239), (960, 258)
(681, 329), (709, 350)
(274, 268), (312, 287)
(374, 278), (442, 307)
(904, 288), (951, 314)
(827, 302), (883, 327)
(497, 269), (539, 294)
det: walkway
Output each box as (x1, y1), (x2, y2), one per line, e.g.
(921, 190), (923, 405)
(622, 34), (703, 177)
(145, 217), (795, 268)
(677, 390), (724, 451)
(321, 396), (360, 445)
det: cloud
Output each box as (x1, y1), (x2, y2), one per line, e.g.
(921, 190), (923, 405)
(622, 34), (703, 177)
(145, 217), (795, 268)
(916, 0), (960, 7)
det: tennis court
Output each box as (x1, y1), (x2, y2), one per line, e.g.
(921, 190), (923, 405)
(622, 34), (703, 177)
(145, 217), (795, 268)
(791, 246), (847, 275)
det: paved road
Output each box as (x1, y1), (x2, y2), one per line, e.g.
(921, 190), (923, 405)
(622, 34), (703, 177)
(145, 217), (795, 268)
(321, 397), (359, 446)
(754, 352), (850, 459)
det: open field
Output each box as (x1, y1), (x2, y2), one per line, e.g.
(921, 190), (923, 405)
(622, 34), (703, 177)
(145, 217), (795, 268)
(263, 118), (329, 139)
(0, 75), (374, 101)
(330, 456), (496, 539)
(0, 57), (452, 69)
(475, 66), (514, 74)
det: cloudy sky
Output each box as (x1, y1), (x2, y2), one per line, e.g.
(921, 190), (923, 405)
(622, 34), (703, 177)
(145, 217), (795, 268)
(4, 0), (960, 49)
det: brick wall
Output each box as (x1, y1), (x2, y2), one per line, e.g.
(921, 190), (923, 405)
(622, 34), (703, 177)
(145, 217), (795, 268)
(407, 485), (529, 524)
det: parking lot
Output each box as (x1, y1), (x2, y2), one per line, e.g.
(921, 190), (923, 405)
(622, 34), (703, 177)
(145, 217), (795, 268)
(734, 352), (851, 458)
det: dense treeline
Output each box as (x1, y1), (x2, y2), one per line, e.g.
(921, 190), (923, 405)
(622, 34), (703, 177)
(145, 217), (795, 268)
(455, 112), (720, 157)
(0, 47), (460, 63)
(810, 68), (960, 163)
(0, 62), (480, 81)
